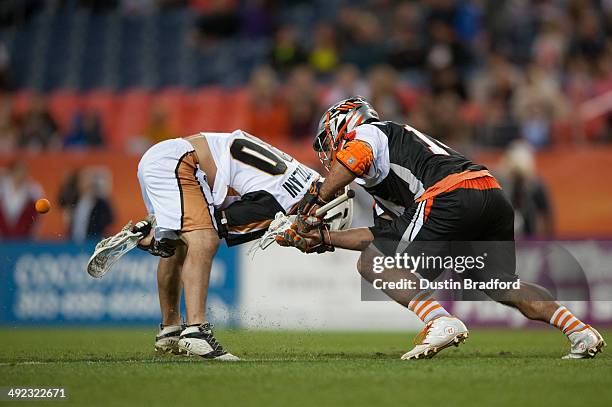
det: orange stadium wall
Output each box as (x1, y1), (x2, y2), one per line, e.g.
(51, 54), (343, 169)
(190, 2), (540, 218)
(475, 147), (612, 238)
(2, 146), (612, 240)
(1, 151), (147, 240)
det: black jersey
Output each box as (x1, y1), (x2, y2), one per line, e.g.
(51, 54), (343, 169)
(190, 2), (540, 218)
(357, 121), (486, 213)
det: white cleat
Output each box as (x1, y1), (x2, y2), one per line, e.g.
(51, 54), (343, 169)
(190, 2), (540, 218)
(401, 316), (469, 360)
(562, 325), (606, 359)
(154, 324), (184, 355)
(177, 323), (240, 361)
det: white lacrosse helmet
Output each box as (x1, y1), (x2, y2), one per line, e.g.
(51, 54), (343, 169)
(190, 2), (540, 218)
(323, 185), (353, 231)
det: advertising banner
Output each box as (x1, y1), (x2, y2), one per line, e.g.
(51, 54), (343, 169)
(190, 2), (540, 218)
(1, 240), (610, 329)
(0, 242), (238, 325)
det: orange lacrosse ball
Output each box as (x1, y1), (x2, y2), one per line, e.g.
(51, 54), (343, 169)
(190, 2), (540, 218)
(35, 198), (51, 214)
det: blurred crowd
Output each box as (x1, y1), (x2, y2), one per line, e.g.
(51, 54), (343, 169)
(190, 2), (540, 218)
(0, 94), (105, 152)
(1, 0), (611, 240)
(0, 162), (114, 240)
(197, 0), (612, 150)
(0, 0), (610, 154)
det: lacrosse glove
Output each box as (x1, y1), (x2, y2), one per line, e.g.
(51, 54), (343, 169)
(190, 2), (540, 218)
(275, 223), (334, 254)
(139, 238), (177, 258)
(297, 181), (328, 217)
(133, 220), (176, 258)
(131, 219), (152, 237)
(295, 181), (327, 232)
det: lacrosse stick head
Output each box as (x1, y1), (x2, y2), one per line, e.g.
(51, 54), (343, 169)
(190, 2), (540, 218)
(247, 212), (296, 258)
(86, 216), (155, 278)
(323, 186), (353, 231)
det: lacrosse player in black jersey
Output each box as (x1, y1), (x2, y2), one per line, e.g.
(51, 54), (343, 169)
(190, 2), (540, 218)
(276, 97), (605, 360)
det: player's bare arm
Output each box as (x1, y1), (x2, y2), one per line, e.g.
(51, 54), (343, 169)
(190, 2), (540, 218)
(318, 162), (356, 203)
(324, 227), (373, 251)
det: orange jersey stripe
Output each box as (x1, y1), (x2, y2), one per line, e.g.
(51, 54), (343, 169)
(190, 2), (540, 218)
(228, 219), (272, 234)
(424, 198), (434, 221)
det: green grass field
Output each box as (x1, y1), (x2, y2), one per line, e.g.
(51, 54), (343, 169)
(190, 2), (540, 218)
(1, 328), (611, 407)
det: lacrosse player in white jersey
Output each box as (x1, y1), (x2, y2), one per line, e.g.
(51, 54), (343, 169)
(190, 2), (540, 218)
(130, 130), (351, 360)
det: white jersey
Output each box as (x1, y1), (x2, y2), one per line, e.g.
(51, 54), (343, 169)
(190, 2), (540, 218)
(203, 130), (318, 212)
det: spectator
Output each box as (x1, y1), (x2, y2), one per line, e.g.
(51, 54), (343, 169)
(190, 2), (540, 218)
(324, 64), (369, 106)
(58, 170), (80, 218)
(0, 162), (42, 239)
(335, 5), (362, 46)
(0, 40), (12, 91)
(388, 2), (426, 75)
(17, 95), (60, 151)
(497, 141), (554, 237)
(428, 91), (471, 147)
(386, 27), (426, 73)
(193, 0), (240, 46)
(565, 55), (594, 105)
(60, 168), (114, 242)
(426, 21), (471, 71)
(144, 106), (175, 144)
(426, 21), (471, 99)
(469, 53), (522, 107)
(285, 66), (319, 141)
(308, 22), (339, 75)
(341, 12), (386, 71)
(64, 111), (105, 148)
(367, 65), (405, 122)
(269, 25), (307, 75)
(245, 65), (289, 144)
(532, 18), (567, 77)
(240, 0), (274, 39)
(512, 65), (569, 148)
(0, 97), (18, 153)
(569, 8), (606, 62)
(475, 93), (520, 148)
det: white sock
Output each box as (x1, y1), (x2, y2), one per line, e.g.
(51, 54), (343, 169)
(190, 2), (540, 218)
(159, 324), (182, 335)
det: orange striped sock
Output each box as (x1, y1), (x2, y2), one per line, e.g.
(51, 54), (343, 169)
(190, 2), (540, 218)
(408, 291), (450, 323)
(550, 306), (586, 336)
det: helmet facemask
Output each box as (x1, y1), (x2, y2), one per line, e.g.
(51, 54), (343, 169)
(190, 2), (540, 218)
(313, 112), (338, 171)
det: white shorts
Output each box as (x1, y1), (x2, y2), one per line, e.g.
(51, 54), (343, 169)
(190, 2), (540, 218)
(137, 138), (216, 239)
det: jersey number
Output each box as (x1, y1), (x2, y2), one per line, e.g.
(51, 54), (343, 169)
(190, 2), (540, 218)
(405, 125), (450, 156)
(230, 135), (292, 176)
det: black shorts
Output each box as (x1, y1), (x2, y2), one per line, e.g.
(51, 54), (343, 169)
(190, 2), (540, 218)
(215, 190), (285, 246)
(371, 186), (517, 285)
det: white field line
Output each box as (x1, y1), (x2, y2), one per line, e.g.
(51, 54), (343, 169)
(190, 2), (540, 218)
(0, 357), (360, 366)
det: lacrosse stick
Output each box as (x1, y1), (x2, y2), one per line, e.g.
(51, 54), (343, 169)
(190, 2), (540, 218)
(86, 216), (156, 278)
(248, 189), (355, 256)
(313, 189), (355, 217)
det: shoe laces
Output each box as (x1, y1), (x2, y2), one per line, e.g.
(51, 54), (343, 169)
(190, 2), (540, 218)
(413, 321), (434, 345)
(199, 323), (224, 353)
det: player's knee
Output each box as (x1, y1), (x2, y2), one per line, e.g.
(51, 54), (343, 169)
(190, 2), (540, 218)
(356, 254), (376, 283)
(182, 228), (218, 243)
(182, 229), (220, 255)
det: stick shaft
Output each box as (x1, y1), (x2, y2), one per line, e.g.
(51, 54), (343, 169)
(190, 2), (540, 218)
(315, 190), (353, 216)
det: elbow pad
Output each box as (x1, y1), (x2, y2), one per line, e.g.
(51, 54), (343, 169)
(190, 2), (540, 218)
(336, 140), (374, 177)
